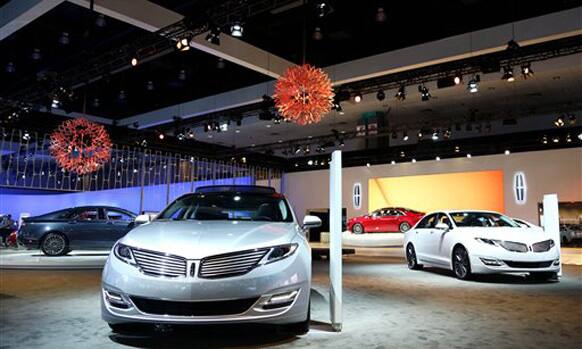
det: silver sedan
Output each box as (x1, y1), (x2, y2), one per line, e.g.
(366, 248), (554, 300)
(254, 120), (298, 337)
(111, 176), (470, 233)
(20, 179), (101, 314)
(101, 185), (321, 335)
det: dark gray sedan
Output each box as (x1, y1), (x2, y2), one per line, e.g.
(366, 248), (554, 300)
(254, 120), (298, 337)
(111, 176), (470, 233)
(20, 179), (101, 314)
(18, 206), (137, 256)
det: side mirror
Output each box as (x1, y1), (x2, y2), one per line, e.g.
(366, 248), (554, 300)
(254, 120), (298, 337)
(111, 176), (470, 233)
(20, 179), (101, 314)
(435, 222), (450, 231)
(303, 215), (322, 228)
(135, 214), (153, 225)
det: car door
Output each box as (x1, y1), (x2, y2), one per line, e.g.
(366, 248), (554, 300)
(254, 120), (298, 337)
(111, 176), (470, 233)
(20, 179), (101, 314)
(412, 213), (438, 260)
(381, 209), (400, 232)
(103, 208), (135, 249)
(67, 207), (110, 249)
(426, 213), (454, 266)
(365, 210), (383, 232)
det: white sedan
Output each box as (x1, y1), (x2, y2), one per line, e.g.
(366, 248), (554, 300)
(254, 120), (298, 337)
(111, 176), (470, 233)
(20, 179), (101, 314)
(404, 210), (560, 280)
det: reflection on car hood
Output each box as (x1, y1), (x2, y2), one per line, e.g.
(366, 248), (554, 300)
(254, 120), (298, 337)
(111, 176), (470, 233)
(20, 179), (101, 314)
(462, 227), (551, 243)
(121, 220), (298, 259)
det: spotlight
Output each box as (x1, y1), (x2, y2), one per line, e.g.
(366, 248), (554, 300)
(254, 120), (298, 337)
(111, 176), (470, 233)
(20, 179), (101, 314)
(205, 26), (221, 45)
(542, 135), (548, 144)
(567, 114), (577, 126)
(521, 63), (533, 79)
(304, 145), (311, 154)
(146, 80), (154, 91)
(504, 149), (510, 155)
(411, 159), (416, 163)
(578, 133), (582, 141)
(204, 123), (211, 132)
(31, 48), (42, 60)
(417, 130), (424, 139)
(443, 128), (452, 139)
(466, 153), (472, 158)
(176, 36), (191, 51)
(332, 101), (344, 114)
(131, 57), (138, 66)
(5, 62), (15, 73)
(313, 27), (323, 40)
(339, 139), (345, 147)
(391, 160), (396, 165)
(395, 85), (406, 101)
(353, 92), (362, 103)
(158, 132), (165, 140)
(315, 1), (331, 18)
(418, 85), (431, 101)
(566, 134), (572, 143)
(554, 116), (565, 128)
(59, 32), (70, 45)
(402, 131), (409, 141)
(454, 146), (460, 153)
(176, 131), (185, 141)
(375, 7), (387, 22)
(219, 122), (229, 132)
(399, 151), (405, 158)
(376, 89), (385, 101)
(431, 130), (439, 141)
(366, 162), (371, 167)
(467, 75), (480, 93)
(436, 156), (441, 161)
(230, 22), (244, 37)
(552, 136), (560, 143)
(216, 58), (225, 69)
(95, 14), (107, 27)
(22, 131), (31, 141)
(454, 75), (462, 85)
(501, 66), (515, 82)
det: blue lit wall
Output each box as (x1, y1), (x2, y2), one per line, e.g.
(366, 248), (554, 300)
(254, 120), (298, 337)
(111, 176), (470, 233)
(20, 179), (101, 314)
(0, 177), (252, 219)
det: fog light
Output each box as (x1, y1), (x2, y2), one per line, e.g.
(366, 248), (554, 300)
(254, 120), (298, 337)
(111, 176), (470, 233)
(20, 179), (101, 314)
(480, 258), (504, 266)
(553, 259), (560, 266)
(260, 290), (298, 310)
(104, 289), (130, 309)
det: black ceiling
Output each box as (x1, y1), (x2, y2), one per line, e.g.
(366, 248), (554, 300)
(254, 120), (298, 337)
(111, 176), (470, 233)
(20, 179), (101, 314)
(1, 0), (581, 120)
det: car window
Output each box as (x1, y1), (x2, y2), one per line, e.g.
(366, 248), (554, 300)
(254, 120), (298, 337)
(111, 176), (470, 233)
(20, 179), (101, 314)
(450, 212), (520, 227)
(417, 214), (437, 229)
(106, 209), (134, 222)
(438, 214), (452, 228)
(74, 209), (100, 221)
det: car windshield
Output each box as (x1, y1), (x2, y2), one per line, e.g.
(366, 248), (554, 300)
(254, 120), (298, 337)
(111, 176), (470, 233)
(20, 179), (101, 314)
(156, 192), (293, 222)
(450, 212), (520, 228)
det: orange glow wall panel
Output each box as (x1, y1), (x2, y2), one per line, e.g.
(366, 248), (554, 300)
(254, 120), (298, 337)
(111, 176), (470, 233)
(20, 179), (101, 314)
(368, 170), (505, 214)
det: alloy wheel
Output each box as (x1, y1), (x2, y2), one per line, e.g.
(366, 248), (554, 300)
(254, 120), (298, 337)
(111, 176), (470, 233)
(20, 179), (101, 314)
(352, 224), (364, 234)
(42, 233), (66, 256)
(453, 247), (470, 279)
(400, 222), (411, 232)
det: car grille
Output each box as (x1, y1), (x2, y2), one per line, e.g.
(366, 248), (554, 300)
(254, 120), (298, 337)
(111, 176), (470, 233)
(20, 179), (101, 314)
(500, 241), (528, 253)
(531, 239), (553, 252)
(503, 260), (554, 268)
(199, 248), (270, 279)
(131, 248), (187, 278)
(130, 296), (259, 316)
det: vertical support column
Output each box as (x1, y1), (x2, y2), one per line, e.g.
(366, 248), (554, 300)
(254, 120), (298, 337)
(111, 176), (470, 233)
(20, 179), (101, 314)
(329, 150), (342, 332)
(542, 194), (561, 276)
(139, 154), (146, 214)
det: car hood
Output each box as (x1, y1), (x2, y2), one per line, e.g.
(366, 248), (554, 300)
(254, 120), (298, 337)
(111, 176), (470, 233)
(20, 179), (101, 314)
(121, 220), (299, 259)
(461, 227), (551, 243)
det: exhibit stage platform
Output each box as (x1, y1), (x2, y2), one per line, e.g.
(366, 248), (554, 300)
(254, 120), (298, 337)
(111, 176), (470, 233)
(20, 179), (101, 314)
(0, 249), (108, 269)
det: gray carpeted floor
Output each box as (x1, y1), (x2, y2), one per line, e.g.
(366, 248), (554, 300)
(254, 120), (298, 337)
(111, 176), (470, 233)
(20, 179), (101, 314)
(1, 255), (581, 348)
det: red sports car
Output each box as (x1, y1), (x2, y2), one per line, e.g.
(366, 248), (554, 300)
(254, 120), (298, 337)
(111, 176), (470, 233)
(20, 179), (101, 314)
(348, 207), (425, 234)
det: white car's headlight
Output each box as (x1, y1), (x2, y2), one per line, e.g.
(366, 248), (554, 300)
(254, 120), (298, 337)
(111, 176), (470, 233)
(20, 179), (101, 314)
(261, 243), (298, 265)
(113, 243), (137, 266)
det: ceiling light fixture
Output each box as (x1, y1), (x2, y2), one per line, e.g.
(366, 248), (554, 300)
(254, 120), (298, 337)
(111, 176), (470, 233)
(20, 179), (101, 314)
(205, 26), (221, 45)
(554, 116), (565, 128)
(376, 89), (385, 101)
(504, 149), (510, 155)
(467, 74), (480, 93)
(230, 22), (244, 37)
(418, 85), (431, 101)
(402, 131), (409, 141)
(395, 85), (406, 101)
(453, 75), (462, 85)
(176, 36), (191, 51)
(501, 66), (515, 82)
(353, 92), (362, 103)
(521, 63), (533, 79)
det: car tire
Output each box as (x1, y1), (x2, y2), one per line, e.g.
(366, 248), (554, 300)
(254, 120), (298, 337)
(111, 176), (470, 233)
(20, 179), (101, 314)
(41, 232), (69, 256)
(352, 223), (365, 234)
(280, 300), (310, 335)
(561, 236), (569, 246)
(452, 245), (472, 280)
(528, 272), (559, 282)
(406, 244), (423, 270)
(399, 222), (411, 233)
(108, 323), (151, 335)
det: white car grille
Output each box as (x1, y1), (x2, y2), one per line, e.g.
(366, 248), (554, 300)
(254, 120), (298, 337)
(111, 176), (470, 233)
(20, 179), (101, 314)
(199, 249), (269, 279)
(500, 241), (528, 253)
(532, 239), (553, 252)
(131, 248), (188, 278)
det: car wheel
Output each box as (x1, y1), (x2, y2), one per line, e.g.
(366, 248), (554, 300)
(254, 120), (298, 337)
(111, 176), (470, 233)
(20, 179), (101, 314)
(561, 236), (569, 246)
(352, 223), (364, 234)
(41, 232), (69, 256)
(399, 222), (411, 233)
(452, 246), (471, 280)
(280, 301), (310, 335)
(108, 323), (151, 335)
(528, 272), (559, 282)
(406, 244), (423, 270)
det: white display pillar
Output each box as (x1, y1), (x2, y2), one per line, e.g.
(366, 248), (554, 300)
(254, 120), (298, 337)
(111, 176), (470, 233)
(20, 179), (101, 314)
(542, 194), (561, 276)
(329, 150), (342, 332)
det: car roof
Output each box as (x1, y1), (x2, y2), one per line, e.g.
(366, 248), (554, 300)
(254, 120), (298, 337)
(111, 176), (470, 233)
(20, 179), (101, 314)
(424, 210), (502, 215)
(194, 185), (278, 194)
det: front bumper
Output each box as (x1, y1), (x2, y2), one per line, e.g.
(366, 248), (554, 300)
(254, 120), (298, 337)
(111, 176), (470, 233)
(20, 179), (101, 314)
(470, 248), (560, 274)
(101, 245), (311, 325)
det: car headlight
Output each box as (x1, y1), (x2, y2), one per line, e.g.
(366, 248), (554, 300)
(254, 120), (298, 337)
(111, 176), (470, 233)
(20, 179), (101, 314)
(475, 238), (501, 246)
(113, 243), (137, 266)
(261, 243), (298, 265)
